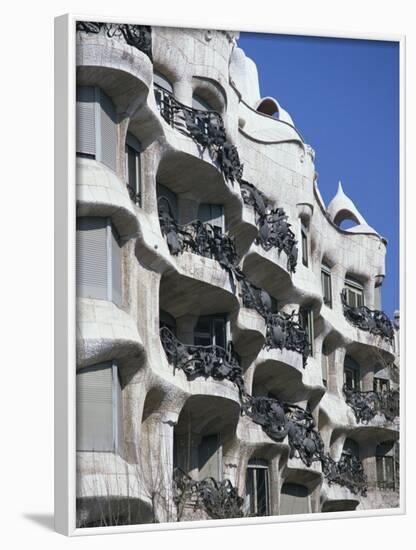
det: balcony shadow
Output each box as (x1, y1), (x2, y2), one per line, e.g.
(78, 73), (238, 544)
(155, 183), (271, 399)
(23, 513), (54, 532)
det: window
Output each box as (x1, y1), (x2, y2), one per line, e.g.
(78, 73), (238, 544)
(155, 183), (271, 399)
(198, 434), (222, 481)
(76, 362), (123, 452)
(192, 93), (212, 111)
(125, 132), (141, 204)
(245, 460), (270, 517)
(300, 308), (314, 356)
(194, 315), (227, 349)
(321, 266), (332, 307)
(301, 223), (308, 267)
(280, 483), (310, 515)
(76, 86), (117, 171)
(153, 71), (174, 125)
(374, 376), (390, 393)
(76, 217), (122, 306)
(376, 442), (397, 490)
(197, 203), (225, 232)
(321, 344), (328, 387)
(344, 356), (360, 391)
(343, 438), (360, 459)
(344, 278), (364, 308)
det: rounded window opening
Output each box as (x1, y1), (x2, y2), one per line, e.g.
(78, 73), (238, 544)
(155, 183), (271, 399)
(256, 97), (280, 119)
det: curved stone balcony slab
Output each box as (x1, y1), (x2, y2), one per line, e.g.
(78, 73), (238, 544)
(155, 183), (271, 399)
(76, 158), (139, 239)
(76, 30), (153, 115)
(235, 415), (290, 454)
(76, 451), (154, 525)
(242, 244), (293, 299)
(283, 460), (323, 491)
(151, 336), (243, 407)
(347, 424), (399, 447)
(232, 307), (266, 357)
(320, 480), (359, 512)
(77, 298), (144, 370)
(251, 350), (325, 404)
(160, 253), (238, 317)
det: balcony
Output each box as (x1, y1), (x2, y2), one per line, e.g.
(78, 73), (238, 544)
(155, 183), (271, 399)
(173, 468), (244, 520)
(76, 21), (152, 60)
(343, 385), (400, 424)
(323, 452), (367, 496)
(159, 326), (245, 395)
(239, 179), (298, 273)
(341, 289), (394, 342)
(158, 206), (239, 271)
(154, 84), (243, 183)
(242, 396), (324, 467)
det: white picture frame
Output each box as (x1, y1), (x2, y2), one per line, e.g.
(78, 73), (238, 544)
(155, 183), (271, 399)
(54, 13), (405, 536)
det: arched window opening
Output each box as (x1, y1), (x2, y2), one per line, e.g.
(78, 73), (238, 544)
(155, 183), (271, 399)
(280, 483), (310, 515)
(344, 356), (360, 391)
(245, 459), (270, 517)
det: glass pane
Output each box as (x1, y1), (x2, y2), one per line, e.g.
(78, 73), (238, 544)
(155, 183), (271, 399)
(127, 146), (137, 192)
(194, 317), (212, 346)
(256, 468), (269, 516)
(245, 469), (255, 516)
(213, 319), (226, 349)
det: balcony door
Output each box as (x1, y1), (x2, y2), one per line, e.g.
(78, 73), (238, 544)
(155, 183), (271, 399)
(194, 315), (227, 349)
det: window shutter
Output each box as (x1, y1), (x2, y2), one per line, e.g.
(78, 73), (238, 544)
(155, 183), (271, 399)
(280, 483), (310, 515)
(99, 90), (117, 171)
(76, 86), (96, 157)
(111, 227), (122, 306)
(76, 217), (108, 300)
(76, 364), (114, 451)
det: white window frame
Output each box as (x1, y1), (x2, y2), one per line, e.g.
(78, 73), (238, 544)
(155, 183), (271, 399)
(125, 132), (141, 204)
(321, 265), (332, 307)
(245, 460), (270, 517)
(344, 278), (365, 308)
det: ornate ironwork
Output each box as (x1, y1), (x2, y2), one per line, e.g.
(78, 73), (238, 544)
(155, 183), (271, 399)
(158, 201), (239, 270)
(286, 405), (325, 466)
(76, 21), (152, 59)
(239, 181), (298, 273)
(160, 326), (245, 395)
(256, 208), (298, 273)
(154, 85), (243, 183)
(341, 289), (394, 342)
(239, 278), (273, 317)
(343, 385), (400, 424)
(173, 468), (244, 520)
(265, 310), (309, 366)
(242, 396), (289, 440)
(323, 452), (367, 496)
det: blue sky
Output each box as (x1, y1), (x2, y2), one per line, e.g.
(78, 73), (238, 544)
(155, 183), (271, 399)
(238, 33), (400, 318)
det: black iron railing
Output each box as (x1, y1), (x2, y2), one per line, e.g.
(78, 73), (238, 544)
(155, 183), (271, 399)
(265, 310), (309, 365)
(341, 289), (394, 342)
(159, 326), (245, 395)
(242, 394), (367, 494)
(76, 21), (152, 59)
(343, 385), (400, 424)
(154, 85), (243, 183)
(173, 468), (244, 520)
(323, 452), (367, 496)
(239, 180), (298, 273)
(158, 203), (239, 270)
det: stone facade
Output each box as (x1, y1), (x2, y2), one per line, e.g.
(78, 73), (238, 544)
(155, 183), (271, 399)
(75, 23), (400, 527)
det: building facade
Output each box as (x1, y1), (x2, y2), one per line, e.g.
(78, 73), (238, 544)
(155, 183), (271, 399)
(74, 22), (400, 527)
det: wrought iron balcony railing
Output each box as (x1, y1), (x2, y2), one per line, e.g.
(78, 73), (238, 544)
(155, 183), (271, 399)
(127, 184), (141, 205)
(154, 85), (243, 183)
(173, 468), (244, 520)
(242, 395), (367, 494)
(159, 326), (245, 395)
(343, 385), (400, 424)
(265, 310), (310, 365)
(76, 21), (152, 60)
(239, 180), (298, 273)
(238, 278), (309, 365)
(341, 289), (394, 342)
(323, 452), (368, 496)
(158, 204), (239, 270)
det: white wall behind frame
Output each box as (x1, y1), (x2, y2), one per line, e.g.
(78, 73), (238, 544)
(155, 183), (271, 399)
(0, 0), (413, 549)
